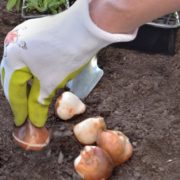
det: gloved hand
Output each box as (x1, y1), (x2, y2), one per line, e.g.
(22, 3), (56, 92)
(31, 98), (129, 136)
(0, 0), (137, 128)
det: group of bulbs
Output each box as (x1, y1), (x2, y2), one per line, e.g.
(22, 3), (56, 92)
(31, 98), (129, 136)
(55, 92), (133, 180)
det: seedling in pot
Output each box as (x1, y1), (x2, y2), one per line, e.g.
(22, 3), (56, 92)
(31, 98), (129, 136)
(6, 0), (22, 12)
(21, 0), (69, 19)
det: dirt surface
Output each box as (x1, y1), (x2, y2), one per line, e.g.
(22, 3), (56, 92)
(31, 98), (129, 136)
(0, 1), (180, 180)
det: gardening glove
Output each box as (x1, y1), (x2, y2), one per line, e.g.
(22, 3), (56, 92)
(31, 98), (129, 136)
(0, 0), (137, 128)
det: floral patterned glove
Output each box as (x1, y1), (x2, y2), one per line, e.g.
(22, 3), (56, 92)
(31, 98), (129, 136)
(0, 0), (137, 128)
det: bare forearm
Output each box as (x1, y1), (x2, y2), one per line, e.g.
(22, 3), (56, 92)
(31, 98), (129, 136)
(90, 0), (180, 33)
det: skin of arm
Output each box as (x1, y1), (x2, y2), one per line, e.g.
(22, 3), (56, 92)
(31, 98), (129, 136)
(89, 0), (180, 33)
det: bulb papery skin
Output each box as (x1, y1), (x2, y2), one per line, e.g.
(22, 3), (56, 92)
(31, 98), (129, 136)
(12, 120), (50, 151)
(74, 146), (114, 180)
(96, 130), (133, 166)
(73, 117), (106, 144)
(55, 91), (86, 120)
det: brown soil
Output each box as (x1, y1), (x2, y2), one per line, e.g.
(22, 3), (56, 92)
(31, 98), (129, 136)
(0, 1), (180, 180)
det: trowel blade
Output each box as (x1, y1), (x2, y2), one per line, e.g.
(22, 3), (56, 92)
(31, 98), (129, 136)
(66, 56), (104, 99)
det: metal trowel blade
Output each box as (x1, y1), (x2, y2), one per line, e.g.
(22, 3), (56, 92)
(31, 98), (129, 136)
(66, 56), (104, 99)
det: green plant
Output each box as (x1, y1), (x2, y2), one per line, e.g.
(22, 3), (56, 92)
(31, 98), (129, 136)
(6, 0), (22, 12)
(26, 0), (67, 14)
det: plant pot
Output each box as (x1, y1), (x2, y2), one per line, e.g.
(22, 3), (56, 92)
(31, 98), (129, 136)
(111, 12), (180, 55)
(112, 25), (179, 55)
(21, 0), (70, 19)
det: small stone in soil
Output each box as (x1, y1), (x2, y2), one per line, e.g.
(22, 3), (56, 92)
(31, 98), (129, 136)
(58, 151), (64, 164)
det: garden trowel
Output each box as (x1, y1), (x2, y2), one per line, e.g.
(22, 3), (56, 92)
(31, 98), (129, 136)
(66, 56), (104, 99)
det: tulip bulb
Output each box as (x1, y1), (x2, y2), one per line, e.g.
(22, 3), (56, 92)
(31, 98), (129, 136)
(12, 120), (50, 151)
(73, 117), (106, 145)
(55, 91), (86, 120)
(74, 146), (114, 180)
(96, 130), (133, 166)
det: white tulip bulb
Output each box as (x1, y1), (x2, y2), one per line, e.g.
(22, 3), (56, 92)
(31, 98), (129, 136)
(55, 91), (86, 120)
(73, 117), (106, 144)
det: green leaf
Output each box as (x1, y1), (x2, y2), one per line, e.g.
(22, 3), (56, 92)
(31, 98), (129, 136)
(6, 0), (18, 11)
(25, 0), (67, 14)
(26, 0), (47, 13)
(15, 0), (21, 12)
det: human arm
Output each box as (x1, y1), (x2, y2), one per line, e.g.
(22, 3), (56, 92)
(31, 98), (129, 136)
(89, 0), (180, 33)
